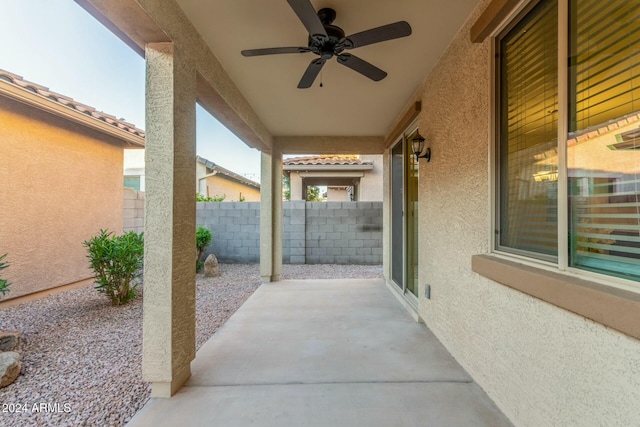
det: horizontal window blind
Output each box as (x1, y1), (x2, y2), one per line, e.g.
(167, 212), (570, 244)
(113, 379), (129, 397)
(570, 173), (640, 280)
(498, 0), (558, 258)
(570, 0), (640, 131)
(569, 0), (640, 281)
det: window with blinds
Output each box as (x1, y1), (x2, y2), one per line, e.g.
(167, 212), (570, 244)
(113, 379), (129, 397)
(568, 0), (640, 281)
(497, 0), (558, 259)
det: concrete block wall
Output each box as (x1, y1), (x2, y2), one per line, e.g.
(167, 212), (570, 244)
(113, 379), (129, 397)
(303, 202), (382, 264)
(197, 202), (261, 263)
(282, 201), (307, 264)
(123, 187), (145, 233)
(127, 200), (384, 264)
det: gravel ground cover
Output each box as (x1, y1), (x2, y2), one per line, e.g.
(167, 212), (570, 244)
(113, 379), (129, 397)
(281, 263), (383, 280)
(0, 264), (382, 427)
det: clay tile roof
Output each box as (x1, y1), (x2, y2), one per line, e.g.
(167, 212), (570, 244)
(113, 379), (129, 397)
(567, 111), (640, 147)
(0, 68), (145, 139)
(283, 155), (372, 166)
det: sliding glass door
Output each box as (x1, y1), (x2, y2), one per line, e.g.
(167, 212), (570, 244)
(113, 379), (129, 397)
(391, 141), (404, 288)
(391, 132), (419, 299)
(405, 132), (419, 297)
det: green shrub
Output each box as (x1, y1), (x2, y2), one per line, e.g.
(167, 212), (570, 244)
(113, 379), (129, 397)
(0, 253), (11, 297)
(83, 230), (144, 305)
(196, 193), (226, 202)
(196, 226), (212, 271)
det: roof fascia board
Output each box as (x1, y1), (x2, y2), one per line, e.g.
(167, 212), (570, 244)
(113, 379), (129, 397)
(197, 156), (216, 170)
(274, 136), (385, 155)
(0, 82), (145, 147)
(200, 162), (259, 188)
(205, 170), (260, 188)
(74, 0), (169, 56)
(470, 0), (521, 43)
(384, 101), (421, 149)
(198, 156), (259, 188)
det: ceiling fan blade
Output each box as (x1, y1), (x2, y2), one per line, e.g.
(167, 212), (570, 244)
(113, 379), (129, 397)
(287, 0), (327, 38)
(298, 58), (325, 89)
(242, 47), (310, 57)
(337, 54), (387, 81)
(344, 21), (412, 49)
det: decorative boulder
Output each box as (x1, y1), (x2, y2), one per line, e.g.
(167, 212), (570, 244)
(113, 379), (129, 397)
(0, 331), (22, 352)
(0, 351), (21, 388)
(204, 254), (220, 277)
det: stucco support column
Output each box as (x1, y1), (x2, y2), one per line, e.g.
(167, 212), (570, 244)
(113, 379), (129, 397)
(143, 42), (196, 397)
(260, 149), (283, 283)
(290, 172), (303, 201)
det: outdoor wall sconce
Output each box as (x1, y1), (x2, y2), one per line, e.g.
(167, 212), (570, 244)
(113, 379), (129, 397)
(411, 130), (431, 162)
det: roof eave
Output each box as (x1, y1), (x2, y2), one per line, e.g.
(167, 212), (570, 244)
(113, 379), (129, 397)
(0, 82), (145, 148)
(283, 164), (374, 171)
(198, 156), (260, 188)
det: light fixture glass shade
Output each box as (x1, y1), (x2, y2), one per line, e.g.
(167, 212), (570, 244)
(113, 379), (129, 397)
(411, 131), (425, 157)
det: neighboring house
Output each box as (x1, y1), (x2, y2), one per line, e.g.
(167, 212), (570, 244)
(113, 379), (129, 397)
(123, 152), (259, 202)
(283, 155), (382, 201)
(124, 148), (145, 191)
(196, 155), (260, 202)
(0, 68), (144, 300)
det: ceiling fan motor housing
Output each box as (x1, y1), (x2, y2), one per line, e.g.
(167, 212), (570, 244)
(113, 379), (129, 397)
(308, 9), (346, 57)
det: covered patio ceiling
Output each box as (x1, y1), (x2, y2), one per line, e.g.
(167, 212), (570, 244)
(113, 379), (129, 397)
(76, 0), (481, 149)
(176, 0), (480, 137)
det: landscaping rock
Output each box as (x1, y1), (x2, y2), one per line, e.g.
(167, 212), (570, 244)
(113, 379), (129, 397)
(204, 254), (220, 277)
(0, 351), (21, 388)
(0, 331), (22, 351)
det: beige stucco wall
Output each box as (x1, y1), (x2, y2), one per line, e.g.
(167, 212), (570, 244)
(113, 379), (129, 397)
(196, 161), (208, 194)
(200, 175), (260, 202)
(0, 96), (124, 299)
(401, 1), (640, 426)
(327, 187), (349, 202)
(289, 172), (304, 201)
(358, 155), (383, 201)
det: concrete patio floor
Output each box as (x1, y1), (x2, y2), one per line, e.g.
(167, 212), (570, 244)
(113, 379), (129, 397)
(127, 279), (512, 427)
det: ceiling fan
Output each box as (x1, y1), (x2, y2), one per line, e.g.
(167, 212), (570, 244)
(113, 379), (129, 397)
(241, 0), (412, 89)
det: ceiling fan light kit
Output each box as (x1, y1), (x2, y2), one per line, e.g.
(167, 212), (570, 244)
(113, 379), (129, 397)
(241, 0), (412, 89)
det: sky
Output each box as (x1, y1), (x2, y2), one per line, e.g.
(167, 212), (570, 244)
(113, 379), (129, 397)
(0, 0), (261, 182)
